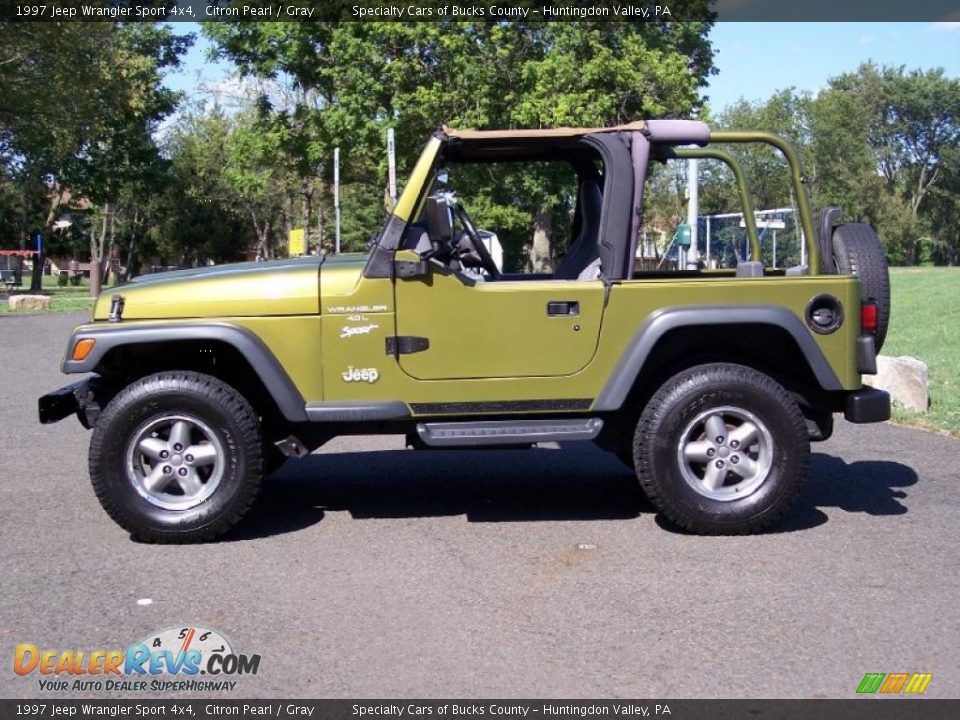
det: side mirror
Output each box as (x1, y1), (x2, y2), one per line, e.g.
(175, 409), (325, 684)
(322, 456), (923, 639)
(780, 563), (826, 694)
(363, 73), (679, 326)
(426, 195), (453, 244)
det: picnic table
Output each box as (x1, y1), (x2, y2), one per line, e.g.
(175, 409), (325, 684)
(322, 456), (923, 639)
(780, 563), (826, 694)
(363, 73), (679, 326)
(0, 250), (37, 292)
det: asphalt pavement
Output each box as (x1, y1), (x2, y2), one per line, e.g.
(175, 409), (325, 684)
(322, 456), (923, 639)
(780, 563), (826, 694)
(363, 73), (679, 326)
(1, 311), (958, 699)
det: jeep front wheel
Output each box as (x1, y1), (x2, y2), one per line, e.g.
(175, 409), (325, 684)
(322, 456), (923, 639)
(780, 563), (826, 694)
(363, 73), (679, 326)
(633, 363), (808, 534)
(89, 371), (263, 543)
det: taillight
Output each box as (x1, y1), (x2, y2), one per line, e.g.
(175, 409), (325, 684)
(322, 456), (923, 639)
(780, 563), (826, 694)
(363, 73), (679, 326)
(861, 301), (878, 334)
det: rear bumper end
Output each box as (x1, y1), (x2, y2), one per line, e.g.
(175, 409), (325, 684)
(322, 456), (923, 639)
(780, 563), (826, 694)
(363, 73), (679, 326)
(38, 378), (101, 428)
(856, 336), (878, 374)
(844, 386), (891, 424)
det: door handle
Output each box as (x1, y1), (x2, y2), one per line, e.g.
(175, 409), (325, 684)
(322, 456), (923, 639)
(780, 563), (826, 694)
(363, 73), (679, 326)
(547, 301), (580, 316)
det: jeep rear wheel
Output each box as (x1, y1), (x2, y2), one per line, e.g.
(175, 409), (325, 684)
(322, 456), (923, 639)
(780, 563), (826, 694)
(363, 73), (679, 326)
(633, 363), (808, 534)
(89, 371), (263, 543)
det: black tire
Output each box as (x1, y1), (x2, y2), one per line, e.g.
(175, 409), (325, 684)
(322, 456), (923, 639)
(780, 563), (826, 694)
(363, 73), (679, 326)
(634, 363), (809, 535)
(89, 371), (263, 543)
(831, 223), (891, 352)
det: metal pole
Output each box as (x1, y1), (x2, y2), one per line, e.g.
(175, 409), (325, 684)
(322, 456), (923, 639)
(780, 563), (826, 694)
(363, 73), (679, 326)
(333, 147), (341, 254)
(686, 158), (699, 269)
(772, 229), (777, 268)
(705, 215), (711, 267)
(387, 128), (397, 205)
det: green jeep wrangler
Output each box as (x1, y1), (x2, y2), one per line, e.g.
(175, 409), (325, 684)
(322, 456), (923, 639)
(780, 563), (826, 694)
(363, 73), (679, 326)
(39, 120), (891, 542)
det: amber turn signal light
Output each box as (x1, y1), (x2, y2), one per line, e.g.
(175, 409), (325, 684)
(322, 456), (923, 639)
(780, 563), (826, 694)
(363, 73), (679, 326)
(71, 338), (96, 361)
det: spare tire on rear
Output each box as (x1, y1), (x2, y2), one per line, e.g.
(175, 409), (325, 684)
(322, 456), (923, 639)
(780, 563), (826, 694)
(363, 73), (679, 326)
(831, 223), (890, 352)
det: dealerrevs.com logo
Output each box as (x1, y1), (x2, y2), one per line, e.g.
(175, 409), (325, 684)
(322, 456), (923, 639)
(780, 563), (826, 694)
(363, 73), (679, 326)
(13, 626), (261, 693)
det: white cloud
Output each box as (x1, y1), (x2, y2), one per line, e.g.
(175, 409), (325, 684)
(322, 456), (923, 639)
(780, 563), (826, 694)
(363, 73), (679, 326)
(930, 21), (960, 32)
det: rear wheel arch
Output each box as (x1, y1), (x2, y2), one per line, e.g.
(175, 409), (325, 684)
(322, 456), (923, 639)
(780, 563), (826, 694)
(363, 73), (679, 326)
(594, 314), (842, 455)
(597, 308), (843, 411)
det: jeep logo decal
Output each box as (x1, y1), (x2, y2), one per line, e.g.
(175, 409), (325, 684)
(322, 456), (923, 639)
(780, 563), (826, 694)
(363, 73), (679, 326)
(341, 366), (380, 383)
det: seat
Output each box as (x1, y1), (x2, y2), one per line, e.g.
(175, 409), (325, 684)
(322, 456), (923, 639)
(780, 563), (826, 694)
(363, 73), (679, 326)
(554, 178), (603, 280)
(400, 220), (433, 254)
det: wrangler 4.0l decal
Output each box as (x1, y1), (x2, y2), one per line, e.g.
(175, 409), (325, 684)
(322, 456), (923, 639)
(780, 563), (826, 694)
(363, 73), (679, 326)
(326, 304), (389, 314)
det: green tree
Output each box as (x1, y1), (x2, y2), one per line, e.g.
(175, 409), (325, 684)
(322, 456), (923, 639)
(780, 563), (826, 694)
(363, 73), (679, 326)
(158, 107), (250, 264)
(824, 64), (960, 264)
(204, 20), (716, 270)
(720, 64), (960, 266)
(223, 112), (291, 259)
(0, 22), (190, 292)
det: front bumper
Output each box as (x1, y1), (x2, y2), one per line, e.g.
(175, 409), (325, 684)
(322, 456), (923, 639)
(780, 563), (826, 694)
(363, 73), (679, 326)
(38, 378), (101, 427)
(844, 386), (891, 424)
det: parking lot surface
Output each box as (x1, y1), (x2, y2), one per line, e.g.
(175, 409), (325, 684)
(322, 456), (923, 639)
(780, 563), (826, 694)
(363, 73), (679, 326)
(2, 312), (958, 698)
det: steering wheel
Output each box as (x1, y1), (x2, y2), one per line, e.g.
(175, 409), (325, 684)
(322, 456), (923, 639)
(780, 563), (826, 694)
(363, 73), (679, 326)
(452, 202), (501, 280)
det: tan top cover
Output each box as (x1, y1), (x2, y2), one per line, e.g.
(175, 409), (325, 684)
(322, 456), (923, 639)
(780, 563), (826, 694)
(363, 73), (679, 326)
(442, 121), (647, 140)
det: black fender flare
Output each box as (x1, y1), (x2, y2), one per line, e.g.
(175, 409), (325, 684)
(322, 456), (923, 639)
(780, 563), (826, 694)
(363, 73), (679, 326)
(593, 305), (844, 412)
(61, 323), (308, 422)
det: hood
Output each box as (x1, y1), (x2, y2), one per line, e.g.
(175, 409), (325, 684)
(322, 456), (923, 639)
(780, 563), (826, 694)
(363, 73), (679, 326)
(93, 256), (325, 321)
(317, 253), (369, 299)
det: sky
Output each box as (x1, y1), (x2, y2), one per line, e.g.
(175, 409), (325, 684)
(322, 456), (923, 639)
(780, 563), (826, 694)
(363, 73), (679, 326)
(164, 21), (960, 114)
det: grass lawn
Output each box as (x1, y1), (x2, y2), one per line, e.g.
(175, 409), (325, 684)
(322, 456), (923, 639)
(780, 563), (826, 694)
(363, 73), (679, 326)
(0, 275), (102, 314)
(884, 267), (960, 437)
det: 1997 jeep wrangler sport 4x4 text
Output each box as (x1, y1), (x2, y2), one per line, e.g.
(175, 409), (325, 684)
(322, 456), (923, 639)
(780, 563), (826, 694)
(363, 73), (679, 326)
(40, 120), (891, 542)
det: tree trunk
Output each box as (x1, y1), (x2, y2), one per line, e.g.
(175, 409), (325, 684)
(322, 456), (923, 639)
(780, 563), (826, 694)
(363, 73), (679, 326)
(89, 205), (109, 297)
(19, 181), (28, 251)
(123, 208), (141, 282)
(302, 180), (313, 253)
(282, 193), (294, 254)
(102, 211), (115, 287)
(89, 261), (101, 298)
(263, 221), (272, 258)
(124, 237), (137, 282)
(317, 180), (327, 251)
(31, 185), (64, 291)
(528, 203), (554, 273)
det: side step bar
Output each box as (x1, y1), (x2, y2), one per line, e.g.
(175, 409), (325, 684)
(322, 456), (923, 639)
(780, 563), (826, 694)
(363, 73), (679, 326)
(416, 418), (603, 448)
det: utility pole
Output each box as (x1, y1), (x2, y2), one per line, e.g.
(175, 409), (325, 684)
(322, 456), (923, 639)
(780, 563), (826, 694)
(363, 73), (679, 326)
(333, 147), (341, 254)
(387, 128), (397, 206)
(686, 159), (699, 269)
(705, 215), (711, 268)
